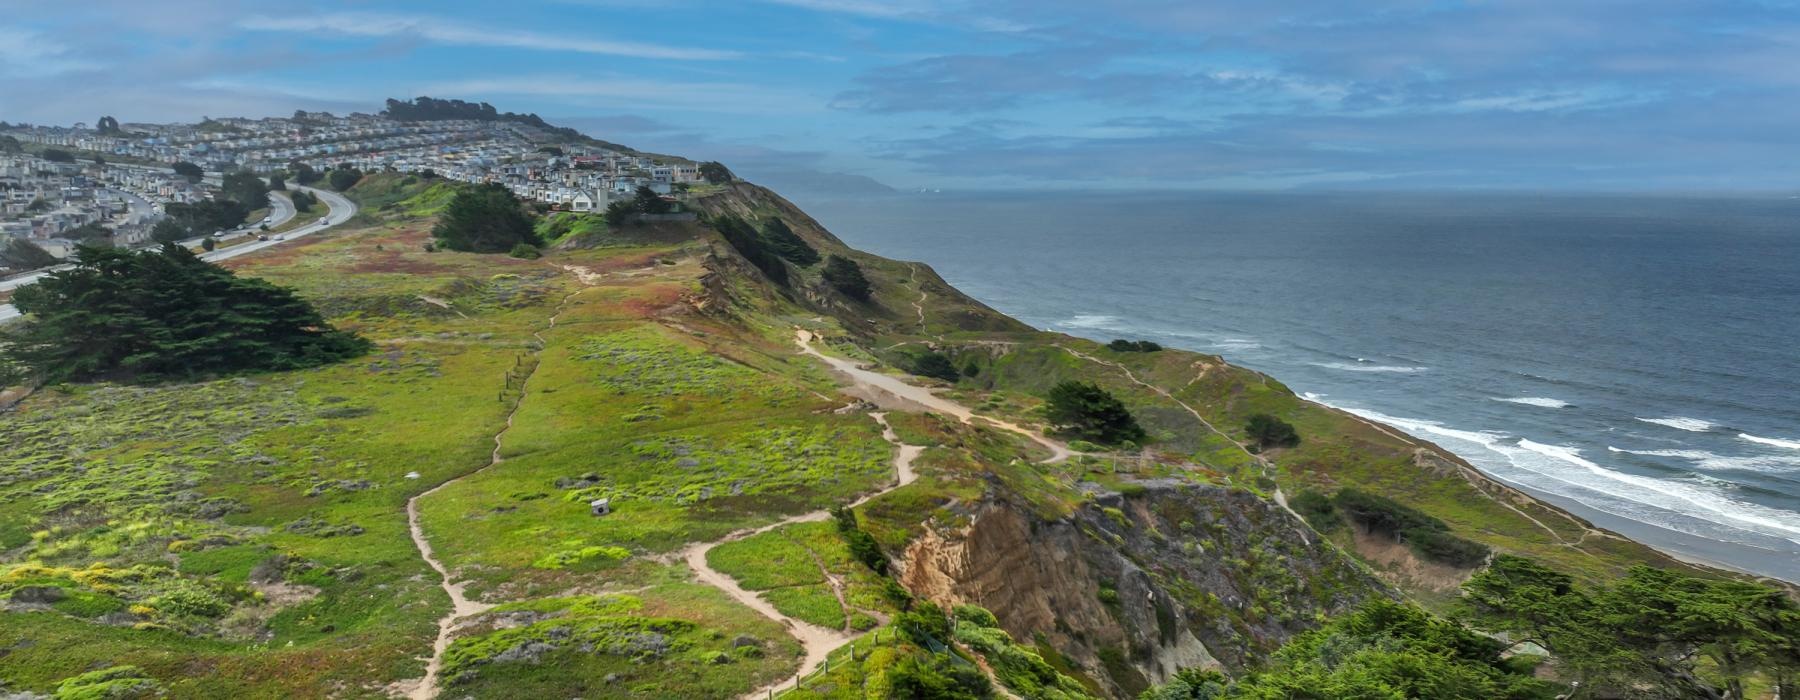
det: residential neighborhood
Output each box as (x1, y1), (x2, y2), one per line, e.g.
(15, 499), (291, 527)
(2, 108), (703, 271)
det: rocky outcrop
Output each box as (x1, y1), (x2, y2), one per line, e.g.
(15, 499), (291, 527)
(897, 480), (1390, 698)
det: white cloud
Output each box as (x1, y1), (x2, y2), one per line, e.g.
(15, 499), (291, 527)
(238, 12), (740, 61)
(418, 75), (827, 115)
(0, 27), (100, 76)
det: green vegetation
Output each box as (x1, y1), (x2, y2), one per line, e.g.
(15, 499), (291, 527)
(1244, 413), (1299, 449)
(3, 244), (369, 382)
(0, 236), (58, 271)
(759, 217), (819, 265)
(953, 604), (1094, 699)
(700, 161), (733, 185)
(1145, 598), (1554, 699)
(222, 170), (268, 209)
(711, 214), (789, 285)
(822, 254), (870, 300)
(1460, 555), (1800, 699)
(326, 167), (363, 192)
(907, 349), (962, 382)
(1044, 381), (1146, 445)
(171, 161), (203, 182)
(1107, 339), (1163, 352)
(162, 199), (250, 237)
(1332, 488), (1490, 567)
(41, 148), (75, 163)
(289, 189), (316, 213)
(432, 183), (539, 253)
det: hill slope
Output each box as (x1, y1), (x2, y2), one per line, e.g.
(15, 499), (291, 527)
(0, 174), (1726, 699)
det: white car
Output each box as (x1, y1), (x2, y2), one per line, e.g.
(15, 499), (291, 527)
(317, 217), (328, 226)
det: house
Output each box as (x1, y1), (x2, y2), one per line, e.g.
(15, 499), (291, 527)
(569, 190), (608, 213)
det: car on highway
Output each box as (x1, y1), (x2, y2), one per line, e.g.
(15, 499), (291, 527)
(317, 217), (328, 225)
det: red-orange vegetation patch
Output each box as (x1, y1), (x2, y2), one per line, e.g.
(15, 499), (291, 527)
(620, 282), (687, 318)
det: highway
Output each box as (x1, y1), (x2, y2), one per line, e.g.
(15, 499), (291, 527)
(0, 186), (355, 323)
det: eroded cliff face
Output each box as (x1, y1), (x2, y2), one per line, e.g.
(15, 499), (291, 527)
(897, 480), (1390, 698)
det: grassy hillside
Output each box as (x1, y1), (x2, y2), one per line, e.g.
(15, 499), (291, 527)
(0, 174), (1731, 698)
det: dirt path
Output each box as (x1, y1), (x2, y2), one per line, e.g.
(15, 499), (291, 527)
(683, 412), (922, 700)
(1054, 345), (1315, 532)
(398, 288), (585, 700)
(909, 264), (929, 329)
(798, 330), (1069, 464)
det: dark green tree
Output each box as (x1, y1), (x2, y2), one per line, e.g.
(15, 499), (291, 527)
(822, 255), (871, 300)
(222, 171), (268, 210)
(200, 237), (217, 252)
(290, 190), (315, 213)
(0, 135), (22, 153)
(887, 654), (994, 700)
(1245, 413), (1299, 448)
(710, 215), (787, 285)
(909, 350), (961, 382)
(0, 238), (58, 271)
(633, 185), (671, 214)
(172, 161), (204, 182)
(96, 116), (121, 135)
(150, 219), (189, 244)
(2, 244), (368, 382)
(41, 148), (75, 163)
(326, 167), (362, 191)
(267, 175), (286, 191)
(291, 163), (322, 185)
(1044, 381), (1146, 445)
(758, 217), (819, 265)
(432, 183), (538, 253)
(698, 161), (733, 185)
(61, 222), (113, 241)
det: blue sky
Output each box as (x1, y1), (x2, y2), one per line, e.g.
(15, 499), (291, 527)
(4, 0), (1799, 191)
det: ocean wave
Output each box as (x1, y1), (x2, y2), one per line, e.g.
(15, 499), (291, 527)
(1061, 314), (1124, 330)
(1607, 446), (1800, 475)
(1741, 433), (1800, 451)
(1636, 416), (1715, 432)
(1212, 337), (1262, 351)
(1310, 361), (1429, 374)
(1518, 439), (1800, 541)
(1319, 399), (1800, 544)
(1491, 397), (1571, 408)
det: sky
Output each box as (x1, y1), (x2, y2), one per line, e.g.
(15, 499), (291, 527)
(4, 0), (1800, 192)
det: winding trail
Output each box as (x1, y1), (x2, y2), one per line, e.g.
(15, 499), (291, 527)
(1055, 344), (1312, 532)
(798, 330), (1069, 463)
(400, 287), (586, 700)
(908, 264), (929, 330)
(683, 412), (922, 700)
(1061, 344), (1584, 550)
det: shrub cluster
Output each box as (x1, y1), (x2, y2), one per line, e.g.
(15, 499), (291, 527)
(1331, 489), (1489, 567)
(1245, 413), (1300, 449)
(831, 505), (887, 575)
(1107, 339), (1163, 352)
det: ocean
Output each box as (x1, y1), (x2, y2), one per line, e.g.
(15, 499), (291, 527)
(795, 190), (1800, 583)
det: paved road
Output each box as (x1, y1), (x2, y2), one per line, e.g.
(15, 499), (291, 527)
(0, 186), (355, 324)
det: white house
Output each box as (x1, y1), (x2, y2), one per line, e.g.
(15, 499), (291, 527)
(569, 189), (609, 212)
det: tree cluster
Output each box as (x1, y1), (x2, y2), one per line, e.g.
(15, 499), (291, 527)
(289, 189), (317, 213)
(1, 244), (369, 382)
(95, 116), (122, 135)
(758, 217), (818, 266)
(381, 97), (623, 147)
(1145, 598), (1554, 700)
(41, 148), (75, 163)
(1460, 555), (1800, 700)
(172, 161), (204, 182)
(1107, 339), (1163, 352)
(0, 237), (58, 272)
(709, 215), (789, 285)
(1044, 380), (1146, 445)
(908, 349), (961, 382)
(159, 200), (249, 240)
(822, 255), (871, 300)
(432, 183), (539, 253)
(326, 167), (363, 192)
(222, 171), (269, 209)
(1244, 413), (1300, 449)
(1330, 488), (1491, 567)
(698, 161), (733, 185)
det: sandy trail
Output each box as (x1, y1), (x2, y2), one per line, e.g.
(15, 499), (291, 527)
(684, 412), (922, 700)
(399, 288), (584, 700)
(798, 330), (1069, 464)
